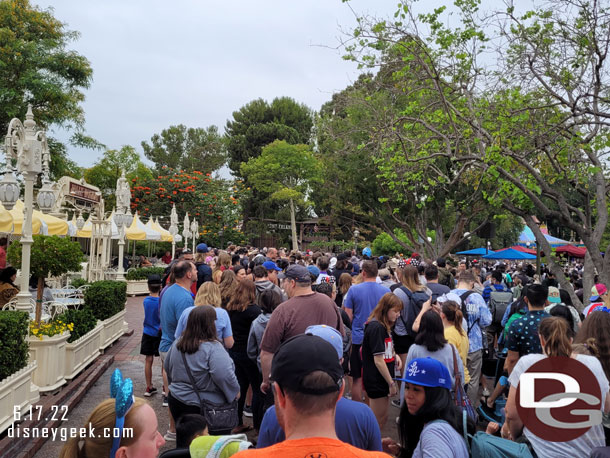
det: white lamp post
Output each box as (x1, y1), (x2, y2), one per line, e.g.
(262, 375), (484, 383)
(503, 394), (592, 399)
(113, 208), (133, 280)
(353, 229), (360, 253)
(182, 212), (191, 251)
(169, 204), (178, 259)
(190, 219), (199, 253)
(2, 105), (56, 311)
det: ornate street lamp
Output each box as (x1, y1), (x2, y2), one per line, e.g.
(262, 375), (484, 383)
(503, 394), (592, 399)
(169, 204), (178, 259)
(182, 212), (191, 250)
(353, 229), (360, 253)
(190, 219), (199, 253)
(1, 104), (56, 311)
(76, 212), (85, 231)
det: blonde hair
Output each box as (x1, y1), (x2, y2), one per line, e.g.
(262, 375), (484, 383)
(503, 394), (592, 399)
(399, 265), (425, 292)
(338, 273), (353, 296)
(538, 317), (572, 358)
(572, 338), (599, 357)
(194, 252), (206, 263)
(353, 274), (363, 284)
(195, 282), (221, 308)
(59, 397), (147, 458)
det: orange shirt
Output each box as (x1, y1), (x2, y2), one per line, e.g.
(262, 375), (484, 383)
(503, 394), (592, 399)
(232, 437), (391, 458)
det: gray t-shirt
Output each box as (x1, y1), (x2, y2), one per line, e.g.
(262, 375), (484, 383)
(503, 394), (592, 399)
(412, 421), (469, 458)
(406, 343), (464, 389)
(509, 354), (609, 457)
(165, 339), (239, 406)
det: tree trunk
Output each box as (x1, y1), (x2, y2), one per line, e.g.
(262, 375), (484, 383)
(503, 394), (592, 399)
(35, 276), (44, 324)
(290, 198), (298, 252)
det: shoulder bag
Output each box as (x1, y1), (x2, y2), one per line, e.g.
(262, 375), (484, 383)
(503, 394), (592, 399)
(180, 349), (238, 432)
(450, 344), (478, 423)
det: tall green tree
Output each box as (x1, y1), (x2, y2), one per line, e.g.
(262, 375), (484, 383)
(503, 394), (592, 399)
(84, 146), (152, 210)
(141, 124), (226, 172)
(0, 0), (95, 165)
(346, 0), (610, 308)
(241, 140), (322, 251)
(226, 97), (314, 230)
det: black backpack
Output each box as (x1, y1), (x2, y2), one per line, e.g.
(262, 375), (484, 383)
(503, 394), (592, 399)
(459, 290), (479, 334)
(489, 289), (514, 325)
(398, 286), (430, 337)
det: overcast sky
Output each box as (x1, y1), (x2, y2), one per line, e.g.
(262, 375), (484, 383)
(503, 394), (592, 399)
(33, 0), (400, 169)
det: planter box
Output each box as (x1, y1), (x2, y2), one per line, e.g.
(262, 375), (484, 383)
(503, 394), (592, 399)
(64, 322), (103, 380)
(100, 309), (127, 350)
(0, 362), (38, 433)
(28, 332), (70, 393)
(126, 280), (148, 296)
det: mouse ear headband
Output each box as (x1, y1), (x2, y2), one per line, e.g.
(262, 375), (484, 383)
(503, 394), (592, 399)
(109, 368), (135, 457)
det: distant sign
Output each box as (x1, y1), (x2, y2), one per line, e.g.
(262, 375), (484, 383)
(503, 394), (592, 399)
(69, 182), (100, 204)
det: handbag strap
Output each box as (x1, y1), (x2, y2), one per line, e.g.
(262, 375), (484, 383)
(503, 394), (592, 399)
(450, 344), (463, 388)
(180, 350), (203, 405)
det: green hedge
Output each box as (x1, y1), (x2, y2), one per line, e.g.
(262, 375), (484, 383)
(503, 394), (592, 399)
(58, 308), (98, 343)
(0, 311), (29, 381)
(83, 281), (127, 321)
(125, 266), (165, 281)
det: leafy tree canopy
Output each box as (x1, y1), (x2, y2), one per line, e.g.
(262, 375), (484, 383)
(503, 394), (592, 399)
(141, 124), (226, 172)
(83, 146), (152, 210)
(0, 0), (96, 165)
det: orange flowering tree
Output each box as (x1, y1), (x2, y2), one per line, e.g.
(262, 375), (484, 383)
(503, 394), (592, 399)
(130, 167), (249, 246)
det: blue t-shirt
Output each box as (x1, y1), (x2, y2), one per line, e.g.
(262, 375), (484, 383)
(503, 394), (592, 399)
(257, 397), (382, 451)
(344, 282), (391, 345)
(160, 284), (194, 352)
(142, 296), (161, 336)
(174, 306), (233, 342)
(506, 309), (550, 356)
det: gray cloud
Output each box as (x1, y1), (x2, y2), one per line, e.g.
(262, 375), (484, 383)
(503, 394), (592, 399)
(33, 0), (397, 168)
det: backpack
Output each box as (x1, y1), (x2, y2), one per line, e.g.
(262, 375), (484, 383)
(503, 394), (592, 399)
(503, 309), (526, 339)
(459, 291), (478, 334)
(470, 432), (534, 458)
(460, 411), (534, 458)
(489, 290), (514, 325)
(398, 286), (430, 337)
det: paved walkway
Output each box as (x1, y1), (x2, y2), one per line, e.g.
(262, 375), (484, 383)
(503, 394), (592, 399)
(32, 295), (400, 457)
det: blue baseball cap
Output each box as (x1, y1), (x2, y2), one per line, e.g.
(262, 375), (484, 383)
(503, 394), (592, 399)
(362, 247), (372, 257)
(305, 325), (343, 359)
(262, 260), (282, 271)
(396, 357), (452, 389)
(307, 265), (320, 278)
(196, 243), (209, 253)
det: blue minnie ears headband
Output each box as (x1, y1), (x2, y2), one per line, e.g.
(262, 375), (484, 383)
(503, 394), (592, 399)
(109, 369), (135, 458)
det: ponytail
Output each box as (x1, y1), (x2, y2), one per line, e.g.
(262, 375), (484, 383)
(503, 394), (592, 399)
(441, 301), (465, 337)
(538, 317), (572, 358)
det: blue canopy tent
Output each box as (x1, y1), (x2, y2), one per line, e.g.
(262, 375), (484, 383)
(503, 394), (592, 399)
(456, 247), (495, 256)
(517, 227), (569, 248)
(483, 248), (537, 260)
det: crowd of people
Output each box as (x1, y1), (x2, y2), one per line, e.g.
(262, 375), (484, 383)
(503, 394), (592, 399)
(59, 244), (610, 457)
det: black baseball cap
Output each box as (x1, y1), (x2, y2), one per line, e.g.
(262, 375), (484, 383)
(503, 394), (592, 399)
(270, 334), (343, 395)
(278, 264), (310, 282)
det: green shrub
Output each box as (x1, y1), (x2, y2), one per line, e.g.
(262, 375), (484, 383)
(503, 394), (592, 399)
(84, 281), (127, 321)
(0, 311), (29, 381)
(58, 308), (98, 343)
(70, 278), (89, 288)
(125, 267), (165, 281)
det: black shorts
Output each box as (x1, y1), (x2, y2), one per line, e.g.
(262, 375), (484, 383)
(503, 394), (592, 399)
(392, 332), (414, 355)
(140, 333), (161, 356)
(349, 343), (362, 378)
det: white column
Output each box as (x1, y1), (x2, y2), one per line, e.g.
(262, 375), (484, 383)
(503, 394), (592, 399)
(116, 224), (125, 280)
(15, 171), (37, 311)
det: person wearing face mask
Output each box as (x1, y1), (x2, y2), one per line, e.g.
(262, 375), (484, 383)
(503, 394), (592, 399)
(383, 358), (474, 458)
